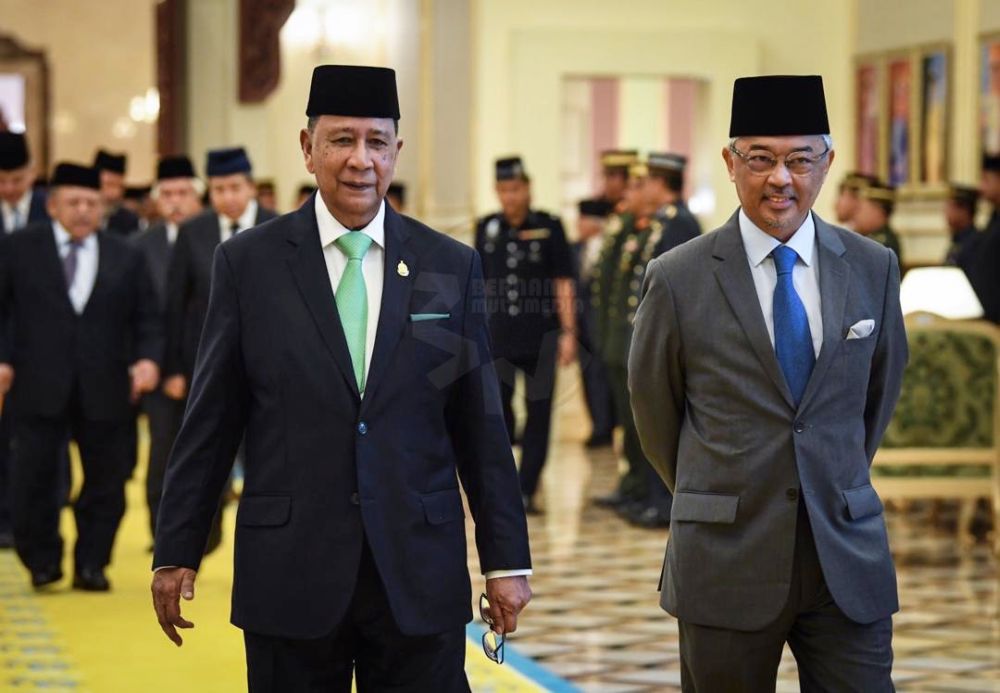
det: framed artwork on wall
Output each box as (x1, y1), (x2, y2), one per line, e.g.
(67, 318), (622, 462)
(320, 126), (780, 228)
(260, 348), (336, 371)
(919, 47), (949, 186)
(887, 55), (913, 187)
(980, 33), (1000, 157)
(855, 58), (883, 178)
(0, 34), (49, 172)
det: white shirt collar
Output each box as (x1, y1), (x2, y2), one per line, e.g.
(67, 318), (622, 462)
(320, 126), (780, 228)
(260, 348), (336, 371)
(219, 199), (259, 232)
(52, 220), (97, 249)
(738, 208), (816, 268)
(315, 194), (386, 250)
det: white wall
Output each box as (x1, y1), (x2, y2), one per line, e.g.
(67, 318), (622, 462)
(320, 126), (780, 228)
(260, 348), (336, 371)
(3, 0), (158, 181)
(472, 0), (855, 231)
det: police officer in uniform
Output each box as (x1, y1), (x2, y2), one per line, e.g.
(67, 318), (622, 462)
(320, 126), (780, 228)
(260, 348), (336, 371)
(475, 157), (576, 514)
(853, 180), (902, 270)
(573, 199), (616, 448)
(613, 153), (703, 527)
(944, 184), (981, 275)
(593, 160), (652, 511)
(596, 149), (638, 213)
(645, 152), (702, 256)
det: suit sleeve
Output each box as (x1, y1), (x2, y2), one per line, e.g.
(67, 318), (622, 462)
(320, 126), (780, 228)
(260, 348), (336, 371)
(863, 248), (908, 462)
(628, 258), (685, 491)
(0, 235), (12, 364)
(163, 227), (192, 377)
(446, 251), (531, 574)
(130, 248), (164, 364)
(549, 217), (574, 279)
(153, 245), (248, 571)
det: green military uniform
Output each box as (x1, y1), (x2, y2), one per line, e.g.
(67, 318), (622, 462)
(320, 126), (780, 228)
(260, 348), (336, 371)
(859, 182), (903, 271)
(869, 225), (901, 262)
(602, 215), (659, 503)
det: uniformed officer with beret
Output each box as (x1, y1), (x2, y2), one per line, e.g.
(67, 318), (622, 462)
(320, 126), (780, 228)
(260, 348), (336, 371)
(475, 157), (576, 514)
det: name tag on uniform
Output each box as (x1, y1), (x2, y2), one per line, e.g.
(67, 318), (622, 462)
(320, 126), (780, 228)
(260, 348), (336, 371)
(517, 228), (550, 241)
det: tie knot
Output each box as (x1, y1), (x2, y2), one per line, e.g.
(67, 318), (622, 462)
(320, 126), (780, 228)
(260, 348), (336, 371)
(772, 245), (799, 275)
(335, 231), (373, 261)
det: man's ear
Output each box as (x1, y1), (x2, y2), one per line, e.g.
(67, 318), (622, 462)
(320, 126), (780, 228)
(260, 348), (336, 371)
(300, 129), (315, 174)
(722, 147), (736, 183)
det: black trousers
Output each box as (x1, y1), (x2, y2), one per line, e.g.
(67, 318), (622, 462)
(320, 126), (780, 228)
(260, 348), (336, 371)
(0, 409), (11, 536)
(244, 541), (470, 693)
(143, 390), (185, 537)
(678, 503), (894, 692)
(11, 408), (132, 572)
(495, 341), (558, 499)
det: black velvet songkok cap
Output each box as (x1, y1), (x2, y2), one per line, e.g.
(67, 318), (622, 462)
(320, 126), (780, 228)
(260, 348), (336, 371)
(729, 75), (830, 137)
(306, 65), (400, 119)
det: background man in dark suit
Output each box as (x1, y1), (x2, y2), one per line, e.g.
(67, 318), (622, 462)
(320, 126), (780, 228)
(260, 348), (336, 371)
(0, 162), (161, 591)
(0, 131), (49, 547)
(630, 76), (907, 691)
(0, 132), (48, 234)
(970, 155), (1000, 323)
(162, 147), (276, 403)
(943, 184), (981, 275)
(161, 146), (275, 552)
(93, 149), (140, 236)
(151, 65), (531, 692)
(132, 155), (203, 541)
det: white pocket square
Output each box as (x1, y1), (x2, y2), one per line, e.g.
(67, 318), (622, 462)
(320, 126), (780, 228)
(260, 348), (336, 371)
(846, 319), (875, 340)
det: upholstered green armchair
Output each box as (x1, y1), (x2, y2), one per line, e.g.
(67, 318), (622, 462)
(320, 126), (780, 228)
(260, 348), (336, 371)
(873, 313), (1000, 552)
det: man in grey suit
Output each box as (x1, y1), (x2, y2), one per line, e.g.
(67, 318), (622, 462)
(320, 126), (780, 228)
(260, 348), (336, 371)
(132, 155), (203, 540)
(629, 75), (907, 691)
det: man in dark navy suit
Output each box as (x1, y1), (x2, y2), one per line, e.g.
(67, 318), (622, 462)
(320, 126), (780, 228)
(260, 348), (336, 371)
(152, 65), (531, 692)
(93, 149), (140, 236)
(132, 155), (203, 540)
(0, 131), (50, 548)
(0, 163), (162, 591)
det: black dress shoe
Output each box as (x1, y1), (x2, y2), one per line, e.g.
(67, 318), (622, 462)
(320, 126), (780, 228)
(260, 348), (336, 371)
(594, 491), (628, 508)
(73, 567), (110, 592)
(627, 505), (672, 529)
(31, 566), (63, 590)
(584, 433), (613, 449)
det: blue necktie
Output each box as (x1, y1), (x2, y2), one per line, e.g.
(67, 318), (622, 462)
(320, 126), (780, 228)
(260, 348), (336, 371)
(771, 245), (814, 405)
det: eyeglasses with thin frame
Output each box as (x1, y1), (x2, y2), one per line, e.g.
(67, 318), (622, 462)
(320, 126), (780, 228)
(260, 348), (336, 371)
(729, 144), (830, 176)
(479, 593), (505, 664)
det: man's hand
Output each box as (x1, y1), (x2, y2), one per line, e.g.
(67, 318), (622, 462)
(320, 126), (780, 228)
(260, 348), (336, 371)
(130, 359), (160, 403)
(163, 375), (187, 400)
(151, 567), (197, 646)
(558, 331), (577, 367)
(484, 575), (531, 635)
(0, 364), (13, 395)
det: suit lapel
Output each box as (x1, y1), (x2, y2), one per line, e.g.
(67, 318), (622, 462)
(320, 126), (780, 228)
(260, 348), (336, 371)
(797, 217), (849, 411)
(39, 224), (76, 315)
(361, 205), (414, 409)
(712, 215), (796, 409)
(285, 204), (360, 399)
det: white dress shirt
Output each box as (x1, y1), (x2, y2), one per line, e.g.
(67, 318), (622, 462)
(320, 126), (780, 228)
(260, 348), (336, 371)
(166, 221), (179, 246)
(2, 189), (33, 232)
(219, 199), (259, 243)
(53, 222), (99, 315)
(738, 209), (824, 358)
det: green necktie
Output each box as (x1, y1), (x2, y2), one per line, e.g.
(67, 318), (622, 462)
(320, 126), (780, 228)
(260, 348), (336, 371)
(334, 231), (374, 393)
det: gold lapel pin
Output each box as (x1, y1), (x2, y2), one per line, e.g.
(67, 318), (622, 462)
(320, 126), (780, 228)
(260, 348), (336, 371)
(397, 260), (410, 277)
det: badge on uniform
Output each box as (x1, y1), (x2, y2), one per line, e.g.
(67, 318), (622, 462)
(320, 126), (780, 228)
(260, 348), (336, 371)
(518, 228), (550, 241)
(486, 218), (501, 239)
(397, 260), (409, 277)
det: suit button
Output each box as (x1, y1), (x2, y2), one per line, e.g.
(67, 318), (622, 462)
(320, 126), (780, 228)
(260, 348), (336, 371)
(349, 492), (360, 506)
(793, 422), (805, 434)
(786, 488), (799, 501)
(357, 421), (368, 435)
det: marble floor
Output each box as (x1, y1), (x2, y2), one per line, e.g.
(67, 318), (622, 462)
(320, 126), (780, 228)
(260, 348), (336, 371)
(471, 368), (1000, 692)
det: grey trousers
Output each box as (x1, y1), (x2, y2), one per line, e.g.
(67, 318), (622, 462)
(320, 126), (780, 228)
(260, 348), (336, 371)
(678, 503), (895, 692)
